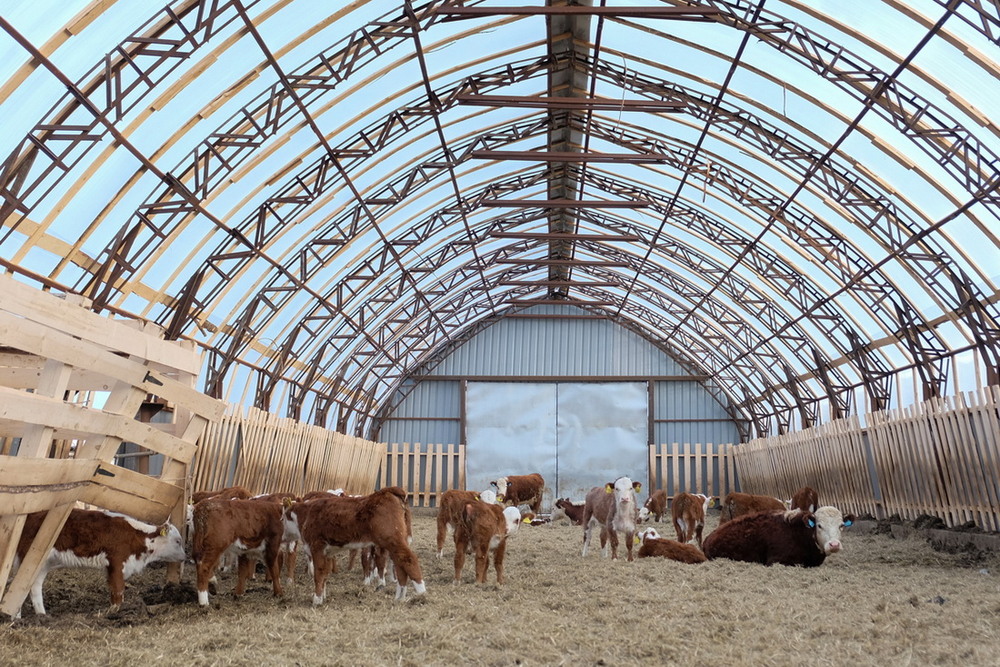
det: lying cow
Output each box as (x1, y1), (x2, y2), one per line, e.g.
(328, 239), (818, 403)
(703, 506), (854, 567)
(285, 486), (425, 603)
(491, 473), (544, 514)
(453, 502), (521, 584)
(14, 508), (186, 615)
(636, 527), (707, 564)
(436, 489), (482, 557)
(191, 497), (292, 606)
(719, 491), (786, 523)
(581, 476), (642, 562)
(671, 492), (714, 549)
(551, 498), (585, 525)
(638, 489), (668, 523)
(790, 486), (819, 513)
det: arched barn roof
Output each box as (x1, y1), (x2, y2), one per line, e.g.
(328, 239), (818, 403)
(1, 1), (998, 439)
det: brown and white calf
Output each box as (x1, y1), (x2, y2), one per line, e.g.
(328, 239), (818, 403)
(670, 492), (714, 549)
(490, 473), (544, 514)
(638, 489), (668, 523)
(453, 502), (521, 584)
(790, 486), (819, 513)
(436, 489), (482, 557)
(14, 508), (186, 615)
(718, 491), (787, 523)
(581, 476), (642, 562)
(191, 498), (293, 606)
(636, 527), (707, 564)
(551, 498), (586, 525)
(703, 506), (854, 567)
(284, 486), (425, 603)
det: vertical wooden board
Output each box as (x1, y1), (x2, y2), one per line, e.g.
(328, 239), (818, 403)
(933, 396), (972, 524)
(967, 390), (1000, 531)
(669, 443), (680, 497)
(457, 443), (466, 490)
(866, 415), (895, 517)
(951, 393), (994, 529)
(910, 404), (951, 523)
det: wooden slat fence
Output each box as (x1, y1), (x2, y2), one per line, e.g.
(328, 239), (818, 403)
(191, 405), (384, 496)
(381, 443), (465, 507)
(647, 442), (736, 499)
(732, 387), (1000, 531)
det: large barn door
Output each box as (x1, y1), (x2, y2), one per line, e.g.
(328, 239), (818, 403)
(465, 381), (648, 509)
(555, 382), (648, 500)
(465, 382), (558, 503)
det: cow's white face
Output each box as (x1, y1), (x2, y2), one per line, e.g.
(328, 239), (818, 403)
(503, 507), (521, 535)
(491, 477), (509, 502)
(809, 506), (854, 554)
(479, 489), (498, 505)
(150, 524), (187, 563)
(282, 507), (302, 542)
(638, 527), (659, 542)
(606, 476), (640, 507)
(637, 507), (650, 522)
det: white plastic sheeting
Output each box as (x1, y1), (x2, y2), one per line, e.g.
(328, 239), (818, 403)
(465, 381), (648, 510)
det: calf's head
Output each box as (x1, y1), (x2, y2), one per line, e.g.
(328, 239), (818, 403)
(503, 507), (522, 535)
(490, 477), (510, 502)
(479, 489), (498, 505)
(636, 527), (660, 543)
(150, 523), (187, 563)
(605, 476), (641, 507)
(805, 506), (854, 554)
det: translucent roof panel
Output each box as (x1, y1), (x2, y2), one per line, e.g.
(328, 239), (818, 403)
(0, 0), (997, 438)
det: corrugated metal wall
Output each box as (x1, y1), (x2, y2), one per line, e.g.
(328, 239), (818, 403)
(379, 306), (741, 448)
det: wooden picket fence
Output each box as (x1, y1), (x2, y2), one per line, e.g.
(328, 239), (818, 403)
(191, 405), (385, 496)
(733, 387), (1000, 531)
(380, 443), (465, 507)
(647, 442), (736, 499)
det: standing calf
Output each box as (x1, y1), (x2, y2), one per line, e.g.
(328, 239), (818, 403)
(285, 486), (425, 603)
(14, 508), (186, 615)
(192, 498), (291, 606)
(790, 486), (819, 513)
(638, 489), (668, 523)
(671, 492), (714, 549)
(703, 506), (854, 567)
(453, 502), (521, 584)
(436, 489), (482, 557)
(581, 476), (642, 562)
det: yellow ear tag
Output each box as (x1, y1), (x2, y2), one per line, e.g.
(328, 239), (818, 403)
(605, 485), (613, 494)
(636, 484), (642, 493)
(474, 494), (480, 501)
(522, 517), (531, 523)
(634, 535), (641, 544)
(282, 497), (293, 509)
(159, 525), (169, 537)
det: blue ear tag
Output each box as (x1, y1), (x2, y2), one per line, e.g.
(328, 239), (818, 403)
(844, 519), (853, 527)
(807, 517), (816, 528)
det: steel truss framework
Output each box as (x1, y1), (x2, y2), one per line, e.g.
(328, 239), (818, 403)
(0, 0), (997, 438)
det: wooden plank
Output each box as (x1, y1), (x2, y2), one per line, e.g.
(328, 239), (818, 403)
(0, 311), (224, 421)
(0, 503), (75, 617)
(0, 274), (201, 375)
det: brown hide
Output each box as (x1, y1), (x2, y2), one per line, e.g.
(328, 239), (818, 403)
(290, 486), (423, 604)
(192, 498), (285, 603)
(191, 486), (252, 504)
(637, 536), (707, 564)
(436, 489), (481, 556)
(671, 492), (707, 549)
(17, 509), (179, 610)
(643, 489), (668, 521)
(554, 498), (585, 525)
(496, 473), (544, 514)
(719, 492), (786, 523)
(454, 501), (511, 584)
(581, 479), (641, 562)
(704, 510), (828, 567)
(790, 486), (819, 513)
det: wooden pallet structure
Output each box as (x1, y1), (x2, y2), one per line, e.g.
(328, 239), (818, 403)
(0, 274), (225, 617)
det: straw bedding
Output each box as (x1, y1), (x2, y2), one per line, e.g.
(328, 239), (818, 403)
(4, 510), (999, 666)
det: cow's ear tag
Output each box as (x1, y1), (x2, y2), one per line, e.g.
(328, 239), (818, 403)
(282, 497), (294, 509)
(159, 525), (169, 537)
(844, 518), (853, 527)
(605, 484), (613, 494)
(807, 517), (816, 528)
(635, 483), (642, 493)
(474, 494), (480, 501)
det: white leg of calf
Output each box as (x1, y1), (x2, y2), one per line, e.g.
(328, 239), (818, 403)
(197, 590), (209, 607)
(436, 549), (444, 559)
(30, 573), (47, 615)
(395, 583), (407, 600)
(312, 592), (325, 606)
(411, 580), (426, 596)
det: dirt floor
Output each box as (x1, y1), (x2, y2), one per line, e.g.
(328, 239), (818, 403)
(3, 508), (1000, 667)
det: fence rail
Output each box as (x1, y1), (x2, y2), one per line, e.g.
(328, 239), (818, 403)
(191, 405), (384, 496)
(733, 387), (1000, 531)
(647, 442), (736, 499)
(380, 443), (465, 507)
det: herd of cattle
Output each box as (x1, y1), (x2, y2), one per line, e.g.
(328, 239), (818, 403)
(7, 472), (854, 617)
